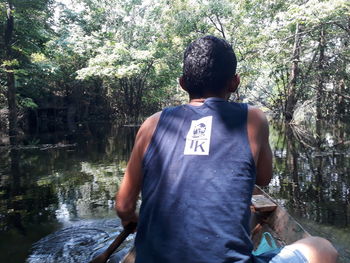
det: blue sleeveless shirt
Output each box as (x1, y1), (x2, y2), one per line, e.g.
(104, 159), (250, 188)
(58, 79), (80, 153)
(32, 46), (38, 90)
(135, 98), (256, 263)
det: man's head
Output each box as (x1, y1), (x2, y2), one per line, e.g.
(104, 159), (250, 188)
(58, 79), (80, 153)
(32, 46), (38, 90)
(180, 35), (238, 99)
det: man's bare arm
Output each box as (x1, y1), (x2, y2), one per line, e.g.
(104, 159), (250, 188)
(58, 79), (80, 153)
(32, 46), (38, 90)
(247, 106), (272, 186)
(255, 117), (272, 186)
(115, 112), (161, 227)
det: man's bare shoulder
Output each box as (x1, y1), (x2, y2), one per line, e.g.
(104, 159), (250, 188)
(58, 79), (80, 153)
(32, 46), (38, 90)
(136, 111), (162, 157)
(139, 111), (162, 134)
(146, 111), (162, 125)
(247, 105), (269, 127)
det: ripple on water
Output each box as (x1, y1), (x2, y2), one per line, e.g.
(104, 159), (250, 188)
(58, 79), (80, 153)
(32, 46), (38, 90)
(27, 219), (135, 263)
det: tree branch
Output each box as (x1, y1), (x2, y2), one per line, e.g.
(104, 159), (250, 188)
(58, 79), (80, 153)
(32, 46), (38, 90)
(215, 14), (226, 39)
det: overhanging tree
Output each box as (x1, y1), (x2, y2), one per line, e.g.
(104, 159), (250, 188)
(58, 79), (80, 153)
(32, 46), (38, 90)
(0, 0), (53, 139)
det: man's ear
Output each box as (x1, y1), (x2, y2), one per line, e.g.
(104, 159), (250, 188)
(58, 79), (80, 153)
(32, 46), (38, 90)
(179, 76), (187, 91)
(228, 74), (240, 93)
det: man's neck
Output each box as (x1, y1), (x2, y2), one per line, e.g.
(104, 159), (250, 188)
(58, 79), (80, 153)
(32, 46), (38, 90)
(188, 94), (228, 105)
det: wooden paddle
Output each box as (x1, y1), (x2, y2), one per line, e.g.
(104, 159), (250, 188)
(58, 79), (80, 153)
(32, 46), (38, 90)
(89, 222), (137, 263)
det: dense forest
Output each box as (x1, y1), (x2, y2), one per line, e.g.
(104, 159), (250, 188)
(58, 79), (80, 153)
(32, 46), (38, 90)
(0, 1), (350, 262)
(0, 0), (349, 141)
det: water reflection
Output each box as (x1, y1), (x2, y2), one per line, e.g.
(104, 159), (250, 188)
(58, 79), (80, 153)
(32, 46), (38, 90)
(27, 219), (135, 263)
(0, 119), (349, 262)
(268, 120), (350, 261)
(0, 123), (137, 263)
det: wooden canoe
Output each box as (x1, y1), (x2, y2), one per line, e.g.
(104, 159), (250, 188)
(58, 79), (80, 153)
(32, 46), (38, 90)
(120, 186), (310, 263)
(250, 186), (310, 249)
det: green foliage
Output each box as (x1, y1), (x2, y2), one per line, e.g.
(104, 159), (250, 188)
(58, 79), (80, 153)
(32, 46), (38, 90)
(0, 0), (54, 113)
(18, 97), (38, 109)
(1, 0), (349, 127)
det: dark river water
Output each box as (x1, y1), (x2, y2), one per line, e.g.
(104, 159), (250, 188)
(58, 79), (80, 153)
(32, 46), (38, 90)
(0, 120), (349, 262)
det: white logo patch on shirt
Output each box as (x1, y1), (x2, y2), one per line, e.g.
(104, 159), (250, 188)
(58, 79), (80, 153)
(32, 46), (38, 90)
(184, 116), (213, 155)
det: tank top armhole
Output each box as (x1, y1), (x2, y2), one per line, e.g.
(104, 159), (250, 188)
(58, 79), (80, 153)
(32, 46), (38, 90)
(243, 103), (257, 179)
(142, 109), (168, 170)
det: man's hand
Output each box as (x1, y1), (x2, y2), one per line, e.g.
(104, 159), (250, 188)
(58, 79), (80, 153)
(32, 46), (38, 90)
(120, 212), (138, 232)
(121, 212), (138, 228)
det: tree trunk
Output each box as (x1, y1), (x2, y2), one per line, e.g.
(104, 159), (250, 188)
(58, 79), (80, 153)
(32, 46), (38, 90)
(314, 26), (326, 214)
(285, 124), (302, 215)
(285, 22), (302, 121)
(337, 79), (345, 116)
(5, 1), (17, 143)
(316, 26), (326, 146)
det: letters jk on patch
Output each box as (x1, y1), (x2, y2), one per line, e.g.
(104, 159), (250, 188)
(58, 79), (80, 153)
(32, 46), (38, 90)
(184, 116), (213, 155)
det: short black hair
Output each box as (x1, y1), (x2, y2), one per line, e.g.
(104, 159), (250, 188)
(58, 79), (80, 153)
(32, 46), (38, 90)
(182, 35), (237, 98)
